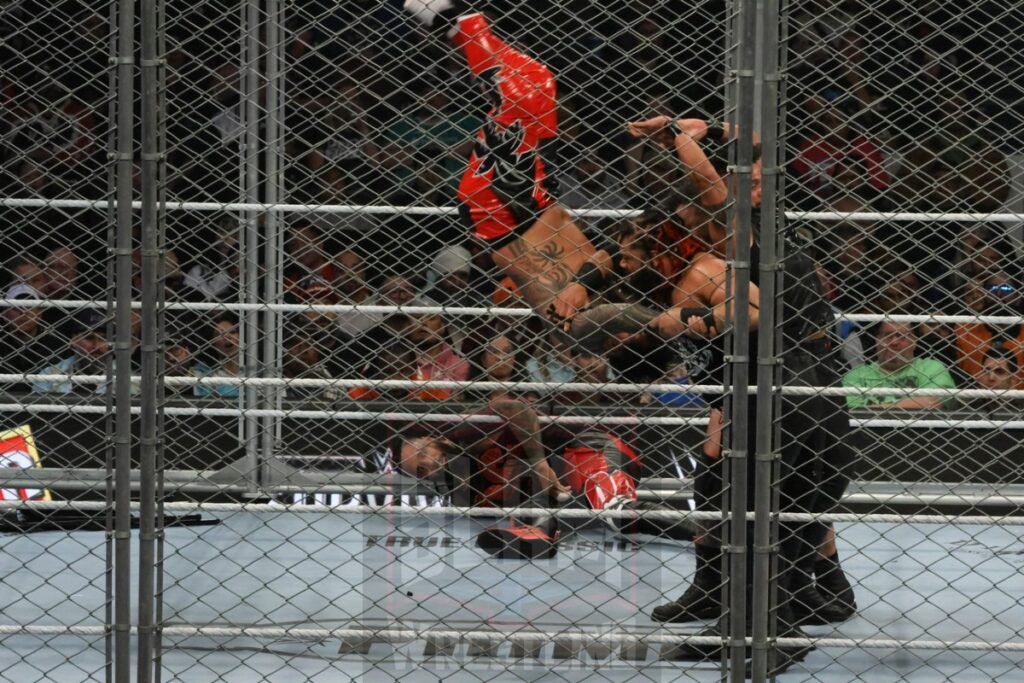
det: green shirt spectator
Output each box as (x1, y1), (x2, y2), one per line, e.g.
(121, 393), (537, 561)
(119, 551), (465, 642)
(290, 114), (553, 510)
(842, 320), (956, 409)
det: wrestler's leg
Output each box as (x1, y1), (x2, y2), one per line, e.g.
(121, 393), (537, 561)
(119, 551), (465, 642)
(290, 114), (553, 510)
(563, 431), (638, 511)
(650, 413), (725, 623)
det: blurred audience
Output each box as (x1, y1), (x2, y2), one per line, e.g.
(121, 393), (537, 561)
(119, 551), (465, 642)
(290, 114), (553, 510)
(790, 107), (890, 206)
(284, 223), (337, 302)
(870, 258), (925, 315)
(0, 283), (58, 391)
(333, 248), (379, 340)
(407, 313), (469, 401)
(31, 309), (117, 395)
(526, 330), (578, 395)
(2, 0), (1023, 426)
(378, 274), (422, 308)
(955, 271), (1024, 384)
(816, 217), (885, 313)
(283, 322), (334, 399)
(559, 146), (629, 233)
(183, 218), (241, 301)
(193, 314), (241, 398)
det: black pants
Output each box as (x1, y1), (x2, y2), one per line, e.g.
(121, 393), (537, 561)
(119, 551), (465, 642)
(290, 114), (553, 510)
(692, 346), (856, 607)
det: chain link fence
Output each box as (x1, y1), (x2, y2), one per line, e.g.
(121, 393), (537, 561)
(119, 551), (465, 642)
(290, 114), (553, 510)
(1, 1), (1022, 681)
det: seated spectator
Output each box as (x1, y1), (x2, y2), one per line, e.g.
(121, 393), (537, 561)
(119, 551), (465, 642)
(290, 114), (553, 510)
(421, 245), (489, 352)
(971, 348), (1023, 410)
(332, 248), (379, 340)
(942, 227), (1005, 311)
(5, 256), (47, 293)
(41, 246), (81, 299)
(283, 324), (333, 399)
(526, 330), (577, 395)
(183, 217), (241, 301)
(843, 320), (956, 409)
(465, 326), (529, 402)
(421, 245), (474, 308)
(790, 107), (890, 205)
(283, 223), (336, 303)
(167, 62), (253, 203)
(955, 271), (1024, 383)
(378, 274), (421, 308)
(379, 81), (479, 201)
(870, 258), (925, 314)
(193, 314), (240, 398)
(31, 309), (116, 396)
(915, 320), (967, 386)
(407, 314), (469, 401)
(351, 334), (419, 402)
(164, 336), (197, 397)
(289, 77), (380, 201)
(331, 313), (409, 389)
(817, 217), (885, 313)
(1, 284), (59, 392)
(895, 93), (1010, 215)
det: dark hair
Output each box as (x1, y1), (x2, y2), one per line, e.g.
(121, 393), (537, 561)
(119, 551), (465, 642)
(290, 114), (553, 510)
(984, 345), (1019, 374)
(465, 322), (527, 383)
(211, 312), (239, 329)
(606, 331), (675, 383)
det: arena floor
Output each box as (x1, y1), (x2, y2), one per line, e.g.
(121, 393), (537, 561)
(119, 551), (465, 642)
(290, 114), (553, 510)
(1, 510), (1022, 682)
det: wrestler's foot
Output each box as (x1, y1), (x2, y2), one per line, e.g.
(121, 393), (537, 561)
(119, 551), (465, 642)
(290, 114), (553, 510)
(650, 581), (721, 623)
(403, 0), (464, 34)
(789, 585), (854, 625)
(568, 303), (660, 356)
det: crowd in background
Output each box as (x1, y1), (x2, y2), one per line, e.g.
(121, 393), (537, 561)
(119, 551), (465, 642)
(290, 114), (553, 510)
(1, 0), (1022, 411)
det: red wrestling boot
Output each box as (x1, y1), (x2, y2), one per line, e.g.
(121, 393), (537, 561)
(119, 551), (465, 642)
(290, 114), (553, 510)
(564, 435), (639, 533)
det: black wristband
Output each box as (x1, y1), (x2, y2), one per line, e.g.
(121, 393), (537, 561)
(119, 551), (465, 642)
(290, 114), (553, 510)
(666, 119), (684, 138)
(575, 261), (606, 296)
(705, 120), (726, 142)
(676, 307), (717, 333)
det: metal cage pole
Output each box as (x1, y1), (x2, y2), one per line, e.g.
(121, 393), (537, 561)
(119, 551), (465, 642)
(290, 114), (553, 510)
(262, 0), (284, 484)
(241, 0), (262, 495)
(750, 0), (783, 678)
(153, 0), (168, 677)
(719, 3), (738, 676)
(103, 1), (120, 680)
(113, 0), (135, 679)
(137, 0), (162, 678)
(727, 0), (759, 678)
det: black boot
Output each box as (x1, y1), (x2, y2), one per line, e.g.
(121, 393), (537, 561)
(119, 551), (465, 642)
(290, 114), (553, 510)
(669, 614), (814, 666)
(789, 582), (852, 626)
(650, 543), (722, 622)
(815, 551), (856, 621)
(786, 522), (854, 625)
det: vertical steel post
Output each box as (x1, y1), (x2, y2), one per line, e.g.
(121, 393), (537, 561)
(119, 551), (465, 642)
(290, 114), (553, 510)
(113, 0), (135, 680)
(154, 0), (168, 677)
(103, 1), (119, 679)
(750, 0), (782, 677)
(138, 0), (161, 679)
(262, 0), (283, 482)
(728, 0), (758, 678)
(242, 0), (262, 493)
